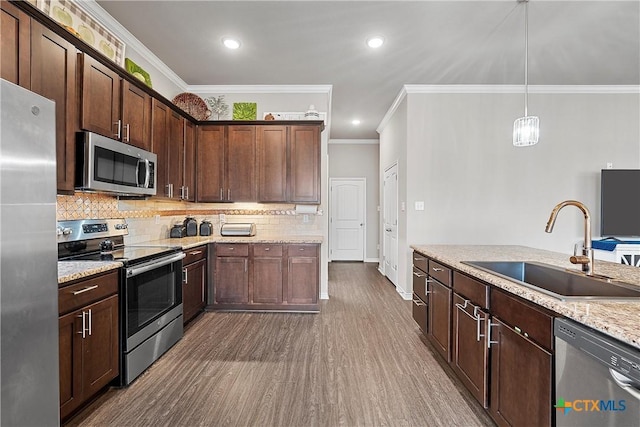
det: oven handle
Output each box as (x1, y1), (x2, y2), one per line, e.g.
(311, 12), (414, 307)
(126, 252), (186, 278)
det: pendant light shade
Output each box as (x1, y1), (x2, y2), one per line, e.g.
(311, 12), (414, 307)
(513, 0), (539, 147)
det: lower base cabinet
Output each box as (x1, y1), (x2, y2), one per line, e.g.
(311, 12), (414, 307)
(212, 242), (319, 311)
(58, 271), (119, 421)
(182, 245), (207, 324)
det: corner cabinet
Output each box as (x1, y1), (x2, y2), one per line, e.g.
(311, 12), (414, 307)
(197, 121), (323, 204)
(212, 242), (319, 311)
(58, 270), (119, 421)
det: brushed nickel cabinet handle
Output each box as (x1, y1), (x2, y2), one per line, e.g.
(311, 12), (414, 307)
(88, 309), (92, 336)
(123, 123), (130, 142)
(220, 188), (223, 200)
(77, 312), (86, 338)
(432, 267), (443, 272)
(113, 120), (122, 139)
(189, 250), (203, 256)
(72, 285), (98, 295)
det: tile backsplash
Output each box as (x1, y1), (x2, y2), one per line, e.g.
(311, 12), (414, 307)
(56, 192), (323, 242)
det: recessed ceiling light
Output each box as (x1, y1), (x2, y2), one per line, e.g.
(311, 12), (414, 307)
(223, 38), (241, 49)
(352, 119), (361, 125)
(366, 36), (384, 49)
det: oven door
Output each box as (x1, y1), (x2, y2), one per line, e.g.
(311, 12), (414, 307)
(123, 252), (185, 351)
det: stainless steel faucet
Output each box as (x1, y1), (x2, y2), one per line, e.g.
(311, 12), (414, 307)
(545, 200), (594, 276)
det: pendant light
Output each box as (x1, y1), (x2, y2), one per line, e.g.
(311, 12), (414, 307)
(513, 0), (539, 147)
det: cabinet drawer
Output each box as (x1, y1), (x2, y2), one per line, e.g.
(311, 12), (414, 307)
(428, 260), (452, 287)
(412, 294), (428, 334)
(183, 245), (207, 265)
(412, 266), (428, 302)
(490, 289), (553, 351)
(253, 244), (283, 257)
(288, 244), (318, 257)
(412, 252), (428, 273)
(453, 271), (489, 309)
(216, 243), (249, 257)
(58, 270), (118, 315)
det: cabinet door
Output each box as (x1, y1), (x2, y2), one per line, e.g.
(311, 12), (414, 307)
(489, 317), (552, 427)
(59, 309), (83, 420)
(289, 125), (320, 203)
(167, 111), (184, 200)
(1, 0), (30, 87)
(227, 126), (256, 201)
(151, 99), (169, 197)
(80, 55), (121, 139)
(215, 257), (248, 303)
(121, 81), (151, 150)
(196, 125), (225, 202)
(252, 257), (283, 304)
(287, 256), (318, 305)
(30, 21), (78, 194)
(183, 120), (196, 202)
(183, 258), (206, 324)
(428, 279), (452, 362)
(257, 125), (287, 202)
(83, 295), (119, 399)
(451, 293), (489, 408)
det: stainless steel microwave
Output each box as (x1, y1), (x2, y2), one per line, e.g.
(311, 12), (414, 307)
(76, 132), (157, 196)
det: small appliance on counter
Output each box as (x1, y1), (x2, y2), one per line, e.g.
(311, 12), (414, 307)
(199, 219), (213, 236)
(184, 217), (198, 236)
(170, 222), (186, 238)
(220, 223), (256, 237)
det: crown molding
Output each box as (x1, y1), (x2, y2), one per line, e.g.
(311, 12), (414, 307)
(80, 0), (188, 91)
(376, 86), (408, 134)
(187, 85), (333, 94)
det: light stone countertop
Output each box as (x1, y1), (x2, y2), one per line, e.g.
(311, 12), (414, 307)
(141, 234), (323, 250)
(410, 244), (640, 350)
(58, 261), (122, 285)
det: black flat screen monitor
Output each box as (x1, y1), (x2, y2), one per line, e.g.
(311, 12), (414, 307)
(601, 169), (640, 237)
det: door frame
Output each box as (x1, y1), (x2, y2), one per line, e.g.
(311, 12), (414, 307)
(382, 162), (399, 286)
(329, 177), (366, 262)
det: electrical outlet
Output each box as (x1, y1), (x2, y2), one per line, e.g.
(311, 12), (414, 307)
(219, 213), (226, 224)
(607, 162), (614, 169)
(303, 214), (309, 223)
(154, 214), (160, 225)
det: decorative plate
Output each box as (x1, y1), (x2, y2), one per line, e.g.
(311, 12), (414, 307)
(124, 58), (152, 88)
(172, 93), (211, 121)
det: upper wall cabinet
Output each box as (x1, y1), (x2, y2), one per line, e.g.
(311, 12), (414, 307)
(1, 0), (30, 88)
(227, 125), (257, 202)
(289, 125), (320, 204)
(80, 54), (122, 139)
(121, 81), (152, 151)
(257, 125), (287, 203)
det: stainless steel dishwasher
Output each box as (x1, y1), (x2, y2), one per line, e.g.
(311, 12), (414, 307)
(555, 318), (640, 427)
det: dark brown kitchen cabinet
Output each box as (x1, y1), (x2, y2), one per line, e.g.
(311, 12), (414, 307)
(1, 0), (30, 87)
(58, 271), (119, 421)
(257, 125), (288, 202)
(183, 120), (196, 202)
(167, 110), (185, 200)
(151, 98), (170, 197)
(121, 80), (152, 150)
(182, 245), (207, 324)
(411, 252), (429, 334)
(80, 54), (121, 139)
(426, 260), (452, 362)
(289, 125), (320, 203)
(251, 244), (284, 304)
(227, 125), (257, 201)
(196, 125), (226, 202)
(214, 244), (249, 304)
(489, 289), (553, 427)
(30, 21), (78, 194)
(287, 244), (319, 305)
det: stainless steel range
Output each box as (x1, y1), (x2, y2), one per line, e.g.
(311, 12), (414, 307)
(58, 219), (185, 385)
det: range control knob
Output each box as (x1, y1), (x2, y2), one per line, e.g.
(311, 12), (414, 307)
(115, 223), (128, 230)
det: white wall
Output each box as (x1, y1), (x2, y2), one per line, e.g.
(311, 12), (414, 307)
(328, 143), (380, 261)
(380, 87), (640, 297)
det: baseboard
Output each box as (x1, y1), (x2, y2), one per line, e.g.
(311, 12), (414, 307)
(396, 288), (412, 300)
(364, 257), (379, 263)
(320, 292), (329, 300)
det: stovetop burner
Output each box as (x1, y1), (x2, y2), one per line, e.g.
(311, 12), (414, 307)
(63, 245), (180, 266)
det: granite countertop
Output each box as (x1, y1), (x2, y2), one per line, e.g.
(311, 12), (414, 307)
(58, 261), (122, 285)
(410, 244), (640, 350)
(142, 234), (323, 250)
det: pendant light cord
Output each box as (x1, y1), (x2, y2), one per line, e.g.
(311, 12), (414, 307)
(524, 0), (529, 117)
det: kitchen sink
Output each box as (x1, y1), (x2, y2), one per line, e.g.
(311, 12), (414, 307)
(461, 261), (640, 301)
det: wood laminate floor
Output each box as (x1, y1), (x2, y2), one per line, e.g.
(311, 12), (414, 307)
(68, 262), (495, 427)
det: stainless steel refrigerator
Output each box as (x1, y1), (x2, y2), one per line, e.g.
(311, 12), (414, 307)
(1, 79), (60, 425)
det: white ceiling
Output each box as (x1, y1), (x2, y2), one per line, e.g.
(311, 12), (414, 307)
(96, 1), (640, 139)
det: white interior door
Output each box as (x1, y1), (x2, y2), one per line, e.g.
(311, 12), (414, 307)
(383, 164), (398, 286)
(330, 178), (365, 261)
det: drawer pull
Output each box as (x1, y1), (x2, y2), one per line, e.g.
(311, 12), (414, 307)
(432, 267), (444, 272)
(299, 248), (305, 251)
(189, 250), (203, 256)
(413, 299), (426, 307)
(228, 247), (234, 250)
(72, 285), (99, 296)
(413, 271), (425, 278)
(414, 256), (425, 261)
(264, 247), (270, 251)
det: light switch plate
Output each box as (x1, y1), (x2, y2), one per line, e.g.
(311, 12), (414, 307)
(415, 201), (425, 211)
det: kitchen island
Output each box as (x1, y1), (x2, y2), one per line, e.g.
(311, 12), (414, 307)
(411, 245), (640, 349)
